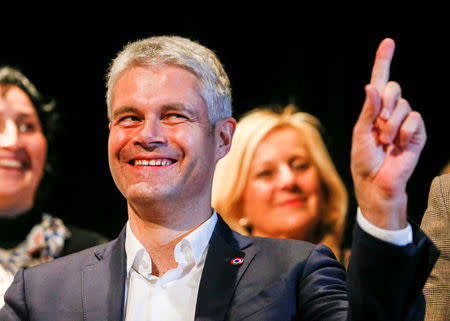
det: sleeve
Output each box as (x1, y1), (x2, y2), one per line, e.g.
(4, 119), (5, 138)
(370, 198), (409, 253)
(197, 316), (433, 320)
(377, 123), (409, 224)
(347, 221), (440, 321)
(0, 269), (29, 321)
(297, 244), (348, 321)
(420, 174), (450, 320)
(357, 207), (412, 246)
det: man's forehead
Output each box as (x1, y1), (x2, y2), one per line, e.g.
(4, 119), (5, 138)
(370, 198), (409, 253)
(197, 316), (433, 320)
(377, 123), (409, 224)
(116, 65), (200, 88)
(111, 65), (208, 117)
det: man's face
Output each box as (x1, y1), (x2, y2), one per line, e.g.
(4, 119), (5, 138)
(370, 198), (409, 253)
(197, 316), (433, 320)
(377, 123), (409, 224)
(108, 65), (222, 206)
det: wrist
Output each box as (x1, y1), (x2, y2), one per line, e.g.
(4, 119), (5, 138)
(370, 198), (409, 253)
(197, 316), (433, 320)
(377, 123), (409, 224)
(357, 208), (413, 245)
(356, 188), (408, 230)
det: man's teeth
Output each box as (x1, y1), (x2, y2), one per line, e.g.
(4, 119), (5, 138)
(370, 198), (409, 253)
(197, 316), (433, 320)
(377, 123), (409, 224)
(133, 159), (174, 166)
(0, 159), (23, 169)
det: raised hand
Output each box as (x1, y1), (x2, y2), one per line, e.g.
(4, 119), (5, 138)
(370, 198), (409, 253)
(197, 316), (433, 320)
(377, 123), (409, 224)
(351, 38), (427, 230)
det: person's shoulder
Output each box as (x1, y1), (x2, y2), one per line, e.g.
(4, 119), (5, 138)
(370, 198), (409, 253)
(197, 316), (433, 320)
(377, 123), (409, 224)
(225, 222), (334, 260)
(7, 237), (123, 310)
(425, 173), (450, 216)
(436, 173), (450, 192)
(248, 235), (337, 264)
(216, 216), (340, 265)
(236, 235), (344, 283)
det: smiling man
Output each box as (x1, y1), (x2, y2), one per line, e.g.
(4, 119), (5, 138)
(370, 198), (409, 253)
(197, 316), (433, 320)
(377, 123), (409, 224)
(108, 65), (227, 223)
(108, 63), (233, 282)
(0, 36), (439, 320)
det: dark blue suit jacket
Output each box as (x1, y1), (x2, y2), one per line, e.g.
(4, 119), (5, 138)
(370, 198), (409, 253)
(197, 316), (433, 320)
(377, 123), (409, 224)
(0, 215), (439, 320)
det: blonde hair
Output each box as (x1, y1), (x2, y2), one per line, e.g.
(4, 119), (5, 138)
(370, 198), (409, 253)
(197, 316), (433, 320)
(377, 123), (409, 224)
(212, 105), (348, 257)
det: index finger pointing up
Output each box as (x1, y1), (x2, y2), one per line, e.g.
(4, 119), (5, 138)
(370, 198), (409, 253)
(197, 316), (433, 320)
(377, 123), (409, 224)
(370, 38), (396, 92)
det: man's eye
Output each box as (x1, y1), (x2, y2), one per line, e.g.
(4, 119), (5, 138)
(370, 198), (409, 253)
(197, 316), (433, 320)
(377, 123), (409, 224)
(118, 115), (140, 124)
(162, 113), (188, 123)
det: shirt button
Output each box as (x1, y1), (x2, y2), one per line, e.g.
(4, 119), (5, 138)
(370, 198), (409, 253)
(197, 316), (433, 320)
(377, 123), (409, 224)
(142, 261), (148, 269)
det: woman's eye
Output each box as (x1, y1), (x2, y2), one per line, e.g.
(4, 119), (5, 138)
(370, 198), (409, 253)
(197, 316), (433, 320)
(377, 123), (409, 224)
(292, 161), (309, 170)
(256, 169), (273, 178)
(18, 123), (37, 133)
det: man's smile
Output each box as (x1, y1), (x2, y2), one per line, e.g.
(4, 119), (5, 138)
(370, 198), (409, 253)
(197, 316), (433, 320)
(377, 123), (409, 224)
(131, 159), (176, 166)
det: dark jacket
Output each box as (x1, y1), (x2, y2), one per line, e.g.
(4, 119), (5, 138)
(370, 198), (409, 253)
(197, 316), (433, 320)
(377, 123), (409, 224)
(0, 215), (439, 321)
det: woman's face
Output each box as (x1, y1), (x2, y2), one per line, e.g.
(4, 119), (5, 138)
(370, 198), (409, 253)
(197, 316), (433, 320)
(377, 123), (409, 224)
(0, 85), (47, 216)
(241, 127), (324, 240)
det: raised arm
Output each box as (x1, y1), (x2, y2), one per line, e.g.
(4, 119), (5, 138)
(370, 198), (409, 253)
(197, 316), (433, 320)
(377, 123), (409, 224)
(351, 38), (427, 230)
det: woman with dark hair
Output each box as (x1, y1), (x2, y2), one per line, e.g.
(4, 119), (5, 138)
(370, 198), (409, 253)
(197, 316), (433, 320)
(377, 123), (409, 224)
(0, 66), (108, 306)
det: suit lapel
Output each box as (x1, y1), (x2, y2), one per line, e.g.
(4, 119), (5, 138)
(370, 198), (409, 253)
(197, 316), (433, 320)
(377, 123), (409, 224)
(195, 216), (257, 321)
(82, 226), (127, 321)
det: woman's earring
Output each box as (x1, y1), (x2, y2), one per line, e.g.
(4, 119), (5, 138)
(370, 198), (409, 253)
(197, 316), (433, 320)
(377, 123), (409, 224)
(239, 217), (249, 228)
(239, 217), (252, 234)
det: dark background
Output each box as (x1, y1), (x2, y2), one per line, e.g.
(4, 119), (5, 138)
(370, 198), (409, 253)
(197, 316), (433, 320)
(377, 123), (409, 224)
(2, 16), (448, 245)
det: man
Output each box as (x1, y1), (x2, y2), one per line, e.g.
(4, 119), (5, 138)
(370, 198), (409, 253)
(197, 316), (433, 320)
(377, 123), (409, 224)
(421, 172), (450, 320)
(0, 36), (439, 320)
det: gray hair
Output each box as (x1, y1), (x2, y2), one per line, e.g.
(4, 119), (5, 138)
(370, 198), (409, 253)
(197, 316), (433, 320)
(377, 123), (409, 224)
(106, 36), (232, 125)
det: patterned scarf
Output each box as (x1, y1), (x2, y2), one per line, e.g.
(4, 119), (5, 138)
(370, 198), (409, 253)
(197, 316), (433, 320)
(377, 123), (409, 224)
(0, 214), (71, 275)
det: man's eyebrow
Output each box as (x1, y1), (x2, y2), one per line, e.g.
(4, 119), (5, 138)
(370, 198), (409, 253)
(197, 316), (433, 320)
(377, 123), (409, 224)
(112, 106), (139, 119)
(160, 103), (196, 115)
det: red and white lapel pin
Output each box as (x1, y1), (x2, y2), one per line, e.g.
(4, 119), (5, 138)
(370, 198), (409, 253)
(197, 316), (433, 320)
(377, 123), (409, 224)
(230, 258), (244, 265)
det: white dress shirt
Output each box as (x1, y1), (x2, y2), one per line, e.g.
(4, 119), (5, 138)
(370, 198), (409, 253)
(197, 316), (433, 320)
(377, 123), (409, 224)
(123, 211), (217, 321)
(357, 207), (412, 246)
(122, 208), (411, 320)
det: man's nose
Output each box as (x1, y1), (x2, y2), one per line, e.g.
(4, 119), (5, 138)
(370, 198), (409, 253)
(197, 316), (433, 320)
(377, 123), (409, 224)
(135, 118), (168, 149)
(0, 119), (20, 148)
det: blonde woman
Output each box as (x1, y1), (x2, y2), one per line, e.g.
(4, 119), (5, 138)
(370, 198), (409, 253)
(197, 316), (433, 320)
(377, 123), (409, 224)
(212, 105), (348, 261)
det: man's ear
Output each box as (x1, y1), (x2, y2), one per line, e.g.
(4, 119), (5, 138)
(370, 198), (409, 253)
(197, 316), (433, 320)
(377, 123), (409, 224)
(108, 122), (112, 131)
(215, 117), (236, 161)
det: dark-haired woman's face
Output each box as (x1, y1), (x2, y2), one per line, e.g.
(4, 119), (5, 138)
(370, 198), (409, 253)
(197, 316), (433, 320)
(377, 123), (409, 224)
(0, 85), (47, 216)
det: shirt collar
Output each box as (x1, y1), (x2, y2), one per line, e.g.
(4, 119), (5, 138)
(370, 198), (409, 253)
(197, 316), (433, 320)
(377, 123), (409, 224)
(125, 209), (218, 275)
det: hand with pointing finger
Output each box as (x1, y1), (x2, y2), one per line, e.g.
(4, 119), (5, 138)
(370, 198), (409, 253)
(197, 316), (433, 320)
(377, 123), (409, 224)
(351, 38), (427, 230)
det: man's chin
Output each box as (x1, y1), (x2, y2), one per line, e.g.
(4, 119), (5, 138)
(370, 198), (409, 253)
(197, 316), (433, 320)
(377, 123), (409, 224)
(124, 183), (175, 203)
